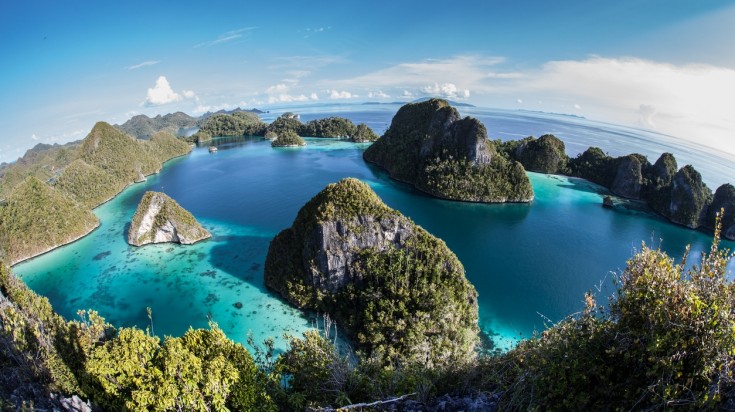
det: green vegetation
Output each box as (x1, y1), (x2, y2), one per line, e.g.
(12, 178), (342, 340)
(53, 159), (126, 208)
(0, 142), (80, 200)
(270, 130), (306, 147)
(513, 134), (569, 174)
(422, 153), (533, 202)
(115, 112), (197, 140)
(198, 112), (266, 137)
(0, 177), (98, 265)
(0, 122), (191, 264)
(190, 130), (213, 144)
(264, 114), (378, 142)
(0, 263), (274, 411)
(128, 191), (211, 246)
(265, 178), (478, 368)
(364, 99), (533, 202)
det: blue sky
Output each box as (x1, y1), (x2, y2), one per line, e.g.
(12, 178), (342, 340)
(1, 0), (734, 162)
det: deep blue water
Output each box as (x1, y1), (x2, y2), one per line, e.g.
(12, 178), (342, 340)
(14, 104), (735, 351)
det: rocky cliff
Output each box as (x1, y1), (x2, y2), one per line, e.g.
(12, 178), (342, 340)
(514, 134), (568, 174)
(128, 191), (210, 246)
(363, 99), (533, 203)
(264, 178), (479, 367)
(669, 165), (712, 229)
(707, 184), (735, 240)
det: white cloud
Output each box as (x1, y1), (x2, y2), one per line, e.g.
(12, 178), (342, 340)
(143, 76), (182, 106)
(516, 98), (523, 104)
(328, 55), (501, 94)
(309, 93), (319, 100)
(401, 90), (414, 99)
(573, 103), (581, 110)
(195, 27), (257, 48)
(126, 60), (160, 70)
(268, 94), (309, 104)
(266, 84), (289, 94)
(518, 57), (735, 154)
(182, 90), (196, 99)
(368, 91), (391, 99)
(31, 133), (38, 140)
(328, 90), (356, 99)
(422, 83), (470, 99)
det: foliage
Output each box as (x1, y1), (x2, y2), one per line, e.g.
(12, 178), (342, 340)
(421, 153), (534, 202)
(199, 112), (266, 137)
(265, 178), (479, 368)
(271, 130), (306, 147)
(493, 218), (735, 410)
(511, 134), (569, 174)
(0, 177), (99, 265)
(0, 122), (191, 263)
(54, 159), (126, 208)
(0, 142), (80, 200)
(363, 99), (533, 202)
(115, 112), (197, 140)
(190, 130), (212, 144)
(669, 165), (712, 229)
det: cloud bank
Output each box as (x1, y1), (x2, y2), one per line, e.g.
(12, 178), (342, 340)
(143, 76), (196, 106)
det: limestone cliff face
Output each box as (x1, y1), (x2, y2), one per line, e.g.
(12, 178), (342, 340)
(514, 134), (568, 174)
(706, 183), (735, 240)
(128, 191), (210, 246)
(363, 99), (533, 203)
(304, 216), (415, 293)
(611, 155), (645, 199)
(669, 166), (712, 229)
(264, 178), (479, 367)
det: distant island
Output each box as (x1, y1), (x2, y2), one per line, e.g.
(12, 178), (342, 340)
(363, 98), (533, 203)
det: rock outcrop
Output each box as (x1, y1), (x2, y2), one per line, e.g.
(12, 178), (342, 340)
(707, 184), (735, 240)
(128, 191), (210, 246)
(669, 165), (712, 229)
(363, 99), (533, 203)
(642, 152), (677, 215)
(264, 178), (479, 367)
(514, 134), (568, 174)
(611, 154), (647, 199)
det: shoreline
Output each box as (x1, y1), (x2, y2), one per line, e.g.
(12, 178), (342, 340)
(10, 149), (192, 268)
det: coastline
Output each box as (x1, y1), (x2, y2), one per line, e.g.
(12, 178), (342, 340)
(9, 149), (192, 267)
(362, 157), (535, 204)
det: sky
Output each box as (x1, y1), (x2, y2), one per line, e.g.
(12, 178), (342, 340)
(1, 0), (734, 163)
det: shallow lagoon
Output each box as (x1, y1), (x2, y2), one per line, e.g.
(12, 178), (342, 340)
(15, 105), (735, 351)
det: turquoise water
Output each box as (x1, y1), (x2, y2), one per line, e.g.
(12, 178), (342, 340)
(14, 106), (735, 352)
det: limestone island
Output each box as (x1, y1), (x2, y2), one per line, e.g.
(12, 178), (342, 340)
(498, 136), (735, 238)
(264, 178), (479, 367)
(270, 130), (306, 147)
(128, 191), (210, 246)
(363, 99), (534, 203)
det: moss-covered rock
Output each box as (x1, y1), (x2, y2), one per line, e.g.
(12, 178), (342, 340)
(514, 134), (569, 174)
(568, 147), (616, 187)
(363, 99), (533, 203)
(264, 178), (479, 367)
(199, 112), (266, 137)
(271, 130), (306, 147)
(0, 177), (99, 265)
(610, 154), (649, 199)
(641, 152), (677, 215)
(669, 165), (712, 229)
(128, 191), (210, 246)
(706, 184), (735, 240)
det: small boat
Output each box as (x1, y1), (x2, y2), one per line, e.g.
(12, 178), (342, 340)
(209, 146), (218, 153)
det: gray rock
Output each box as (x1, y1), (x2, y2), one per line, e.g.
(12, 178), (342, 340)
(128, 191), (211, 246)
(611, 155), (644, 199)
